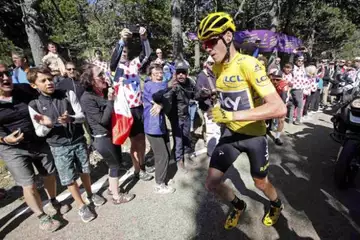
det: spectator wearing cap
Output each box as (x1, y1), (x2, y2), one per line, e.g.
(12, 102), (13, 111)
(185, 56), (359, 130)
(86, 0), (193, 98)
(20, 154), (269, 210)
(194, 56), (220, 156)
(153, 60), (196, 173)
(269, 69), (290, 146)
(288, 55), (306, 125)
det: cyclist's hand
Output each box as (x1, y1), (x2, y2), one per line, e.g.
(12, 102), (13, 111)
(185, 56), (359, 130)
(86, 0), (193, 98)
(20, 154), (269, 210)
(212, 106), (234, 123)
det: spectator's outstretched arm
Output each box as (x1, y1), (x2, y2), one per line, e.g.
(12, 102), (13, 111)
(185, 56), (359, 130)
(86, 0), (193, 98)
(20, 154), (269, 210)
(28, 103), (52, 137)
(138, 27), (152, 67)
(110, 40), (125, 72)
(81, 96), (113, 127)
(67, 90), (85, 123)
(152, 87), (175, 113)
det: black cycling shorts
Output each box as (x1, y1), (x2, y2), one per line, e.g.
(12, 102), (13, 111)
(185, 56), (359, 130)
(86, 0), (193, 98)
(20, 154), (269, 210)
(209, 128), (269, 179)
(130, 106), (145, 138)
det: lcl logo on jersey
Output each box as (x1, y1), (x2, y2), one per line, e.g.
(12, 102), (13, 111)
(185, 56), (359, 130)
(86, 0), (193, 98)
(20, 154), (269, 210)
(256, 75), (270, 87)
(223, 75), (243, 88)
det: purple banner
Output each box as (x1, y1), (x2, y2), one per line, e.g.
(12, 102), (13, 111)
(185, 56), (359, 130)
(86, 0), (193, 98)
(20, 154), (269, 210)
(187, 30), (302, 54)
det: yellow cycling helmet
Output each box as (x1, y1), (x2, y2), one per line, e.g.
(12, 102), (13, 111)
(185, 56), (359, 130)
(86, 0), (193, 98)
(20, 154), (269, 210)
(197, 12), (236, 41)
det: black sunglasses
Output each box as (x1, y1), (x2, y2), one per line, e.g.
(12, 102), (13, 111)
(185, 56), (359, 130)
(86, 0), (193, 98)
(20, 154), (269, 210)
(176, 70), (187, 75)
(0, 71), (12, 78)
(66, 68), (76, 71)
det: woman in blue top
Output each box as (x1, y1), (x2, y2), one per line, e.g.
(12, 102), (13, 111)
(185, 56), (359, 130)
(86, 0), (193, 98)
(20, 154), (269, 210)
(143, 64), (175, 194)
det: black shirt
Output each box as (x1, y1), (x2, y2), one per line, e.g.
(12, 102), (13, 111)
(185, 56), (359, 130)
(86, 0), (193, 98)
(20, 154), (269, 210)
(0, 84), (41, 143)
(80, 91), (114, 136)
(56, 77), (85, 100)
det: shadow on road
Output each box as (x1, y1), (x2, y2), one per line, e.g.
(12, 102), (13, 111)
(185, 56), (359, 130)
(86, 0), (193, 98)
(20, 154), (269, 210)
(189, 119), (360, 239)
(270, 121), (360, 239)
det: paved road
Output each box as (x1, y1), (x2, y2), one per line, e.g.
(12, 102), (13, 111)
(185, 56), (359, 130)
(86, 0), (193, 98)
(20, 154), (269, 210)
(0, 110), (359, 240)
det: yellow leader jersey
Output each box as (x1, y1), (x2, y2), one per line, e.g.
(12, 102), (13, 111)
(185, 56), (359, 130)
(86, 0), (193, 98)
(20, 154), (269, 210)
(213, 52), (276, 136)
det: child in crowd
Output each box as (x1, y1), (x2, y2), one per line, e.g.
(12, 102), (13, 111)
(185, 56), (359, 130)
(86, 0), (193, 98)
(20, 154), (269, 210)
(28, 67), (105, 223)
(269, 69), (290, 145)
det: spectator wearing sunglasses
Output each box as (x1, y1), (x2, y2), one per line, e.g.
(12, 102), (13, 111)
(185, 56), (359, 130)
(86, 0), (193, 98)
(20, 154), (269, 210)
(56, 62), (84, 100)
(153, 60), (197, 173)
(0, 66), (70, 232)
(288, 55), (306, 125)
(11, 49), (31, 84)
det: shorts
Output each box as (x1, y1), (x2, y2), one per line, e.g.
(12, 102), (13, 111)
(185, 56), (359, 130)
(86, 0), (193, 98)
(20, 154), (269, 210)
(50, 141), (90, 186)
(209, 128), (269, 178)
(130, 106), (145, 138)
(0, 143), (56, 186)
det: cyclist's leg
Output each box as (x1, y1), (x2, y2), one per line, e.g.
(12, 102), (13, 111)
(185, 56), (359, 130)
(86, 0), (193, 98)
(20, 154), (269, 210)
(207, 142), (246, 229)
(243, 135), (283, 226)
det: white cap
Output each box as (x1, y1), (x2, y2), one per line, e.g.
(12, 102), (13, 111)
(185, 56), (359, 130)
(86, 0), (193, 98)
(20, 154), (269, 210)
(206, 56), (215, 63)
(354, 57), (360, 61)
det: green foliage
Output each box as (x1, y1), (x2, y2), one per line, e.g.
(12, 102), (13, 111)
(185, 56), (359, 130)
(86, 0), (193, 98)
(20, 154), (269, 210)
(1, 0), (360, 66)
(0, 34), (15, 65)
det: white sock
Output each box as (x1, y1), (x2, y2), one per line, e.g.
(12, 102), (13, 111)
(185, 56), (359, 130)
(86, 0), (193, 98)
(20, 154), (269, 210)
(275, 132), (281, 139)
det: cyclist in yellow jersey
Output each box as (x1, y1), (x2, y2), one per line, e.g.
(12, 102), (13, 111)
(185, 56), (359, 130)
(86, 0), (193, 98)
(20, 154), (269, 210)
(197, 12), (287, 229)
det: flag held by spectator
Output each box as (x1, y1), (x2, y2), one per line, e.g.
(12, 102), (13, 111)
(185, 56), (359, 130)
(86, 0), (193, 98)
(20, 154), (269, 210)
(112, 83), (133, 145)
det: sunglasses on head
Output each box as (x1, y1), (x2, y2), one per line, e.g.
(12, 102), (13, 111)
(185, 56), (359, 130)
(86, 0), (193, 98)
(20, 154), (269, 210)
(202, 36), (221, 50)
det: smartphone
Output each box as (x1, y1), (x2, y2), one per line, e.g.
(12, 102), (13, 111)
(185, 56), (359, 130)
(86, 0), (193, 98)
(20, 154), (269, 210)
(15, 128), (22, 137)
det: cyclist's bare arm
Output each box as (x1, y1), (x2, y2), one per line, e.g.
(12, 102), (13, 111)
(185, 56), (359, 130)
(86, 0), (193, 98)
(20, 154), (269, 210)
(232, 92), (287, 121)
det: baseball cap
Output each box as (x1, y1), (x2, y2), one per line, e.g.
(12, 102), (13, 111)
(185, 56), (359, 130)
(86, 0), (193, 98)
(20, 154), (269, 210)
(354, 57), (360, 61)
(269, 69), (283, 79)
(175, 61), (189, 71)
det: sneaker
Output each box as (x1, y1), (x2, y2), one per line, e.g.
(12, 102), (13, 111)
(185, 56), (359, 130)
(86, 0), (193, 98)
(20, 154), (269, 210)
(78, 205), (96, 223)
(293, 120), (301, 125)
(112, 193), (135, 205)
(274, 138), (283, 146)
(145, 165), (156, 173)
(134, 170), (153, 181)
(47, 199), (71, 215)
(39, 214), (61, 232)
(88, 193), (106, 207)
(262, 204), (284, 226)
(185, 153), (197, 167)
(224, 202), (247, 230)
(177, 161), (188, 174)
(154, 183), (176, 194)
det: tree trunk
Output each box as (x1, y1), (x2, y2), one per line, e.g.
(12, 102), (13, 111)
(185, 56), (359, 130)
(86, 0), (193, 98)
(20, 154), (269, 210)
(307, 29), (316, 58)
(171, 0), (183, 61)
(269, 0), (281, 32)
(20, 0), (47, 66)
(193, 0), (200, 70)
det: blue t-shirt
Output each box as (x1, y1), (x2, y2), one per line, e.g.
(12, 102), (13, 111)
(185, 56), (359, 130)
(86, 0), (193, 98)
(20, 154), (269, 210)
(143, 80), (168, 135)
(12, 67), (29, 84)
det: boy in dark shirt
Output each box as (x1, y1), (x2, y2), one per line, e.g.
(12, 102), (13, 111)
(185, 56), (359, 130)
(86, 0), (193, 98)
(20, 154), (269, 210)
(28, 67), (105, 223)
